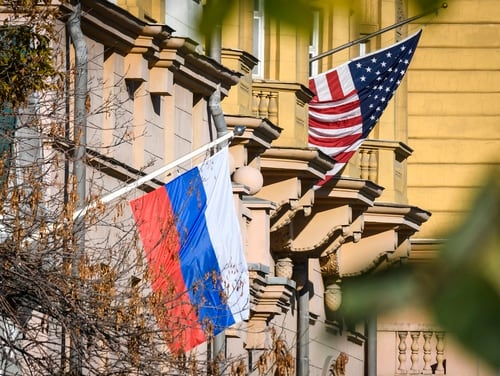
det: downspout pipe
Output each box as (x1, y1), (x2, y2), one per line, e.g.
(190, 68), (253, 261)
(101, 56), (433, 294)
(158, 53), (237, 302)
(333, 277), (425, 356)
(295, 261), (310, 376)
(366, 315), (377, 376)
(208, 24), (229, 139)
(68, 2), (87, 374)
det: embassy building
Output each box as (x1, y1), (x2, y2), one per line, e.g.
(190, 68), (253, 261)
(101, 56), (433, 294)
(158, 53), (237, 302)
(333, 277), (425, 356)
(0, 0), (498, 375)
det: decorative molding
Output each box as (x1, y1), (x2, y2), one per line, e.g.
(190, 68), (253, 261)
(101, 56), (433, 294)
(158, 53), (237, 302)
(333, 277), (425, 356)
(246, 264), (295, 350)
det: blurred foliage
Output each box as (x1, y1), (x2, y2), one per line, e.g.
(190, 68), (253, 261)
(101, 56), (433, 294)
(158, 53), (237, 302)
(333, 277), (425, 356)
(341, 167), (500, 368)
(199, 0), (447, 37)
(0, 2), (60, 109)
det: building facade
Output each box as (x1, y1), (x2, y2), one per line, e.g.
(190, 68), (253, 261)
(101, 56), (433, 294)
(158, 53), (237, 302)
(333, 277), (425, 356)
(1, 0), (498, 374)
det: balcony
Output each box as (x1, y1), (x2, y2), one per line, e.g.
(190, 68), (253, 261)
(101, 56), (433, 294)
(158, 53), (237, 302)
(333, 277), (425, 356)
(252, 80), (313, 149)
(346, 139), (413, 204)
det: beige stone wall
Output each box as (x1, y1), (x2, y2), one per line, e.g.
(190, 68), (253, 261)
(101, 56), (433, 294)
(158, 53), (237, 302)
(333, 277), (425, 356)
(407, 0), (500, 238)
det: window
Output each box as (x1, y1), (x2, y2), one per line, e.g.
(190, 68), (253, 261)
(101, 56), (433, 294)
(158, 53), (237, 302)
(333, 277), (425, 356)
(309, 10), (320, 77)
(359, 41), (367, 57)
(252, 0), (264, 77)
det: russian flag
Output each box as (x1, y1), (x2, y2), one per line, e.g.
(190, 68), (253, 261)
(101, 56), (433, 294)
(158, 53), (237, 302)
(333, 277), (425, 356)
(130, 147), (249, 353)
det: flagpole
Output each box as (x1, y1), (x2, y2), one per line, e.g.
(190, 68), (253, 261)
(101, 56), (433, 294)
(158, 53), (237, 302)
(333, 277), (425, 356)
(309, 2), (447, 64)
(73, 131), (235, 220)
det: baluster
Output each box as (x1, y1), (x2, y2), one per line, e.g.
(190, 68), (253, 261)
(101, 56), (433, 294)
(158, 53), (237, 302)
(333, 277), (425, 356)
(252, 91), (260, 117)
(268, 92), (278, 124)
(410, 331), (420, 373)
(360, 150), (369, 180)
(368, 150), (378, 182)
(435, 332), (445, 374)
(397, 331), (408, 374)
(258, 91), (269, 118)
(422, 332), (432, 374)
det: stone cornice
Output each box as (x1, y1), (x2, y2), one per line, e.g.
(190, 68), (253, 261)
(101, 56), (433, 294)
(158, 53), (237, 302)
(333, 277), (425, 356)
(334, 204), (431, 277)
(222, 48), (259, 71)
(315, 177), (384, 207)
(252, 80), (315, 105)
(270, 177), (381, 258)
(225, 116), (282, 150)
(260, 147), (334, 181)
(246, 263), (295, 350)
(156, 37), (242, 96)
(362, 139), (413, 160)
(62, 1), (240, 97)
(52, 139), (163, 193)
(258, 147), (334, 239)
(61, 0), (172, 55)
(338, 230), (398, 277)
(364, 203), (431, 236)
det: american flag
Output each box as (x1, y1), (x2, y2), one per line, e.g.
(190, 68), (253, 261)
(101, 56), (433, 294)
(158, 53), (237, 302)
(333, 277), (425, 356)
(308, 30), (422, 185)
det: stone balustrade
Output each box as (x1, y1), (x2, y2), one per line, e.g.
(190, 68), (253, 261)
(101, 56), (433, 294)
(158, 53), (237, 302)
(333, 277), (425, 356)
(251, 80), (313, 148)
(347, 139), (413, 203)
(252, 90), (279, 124)
(395, 330), (446, 375)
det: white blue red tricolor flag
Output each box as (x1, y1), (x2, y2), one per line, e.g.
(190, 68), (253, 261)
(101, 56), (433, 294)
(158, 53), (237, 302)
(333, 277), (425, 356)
(130, 147), (249, 353)
(308, 30), (422, 185)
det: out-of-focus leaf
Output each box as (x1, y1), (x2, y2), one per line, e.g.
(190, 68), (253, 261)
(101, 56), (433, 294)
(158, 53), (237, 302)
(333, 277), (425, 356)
(198, 0), (450, 37)
(412, 0), (448, 13)
(198, 0), (237, 38)
(341, 265), (419, 323)
(438, 169), (499, 268)
(432, 271), (500, 368)
(340, 168), (500, 368)
(429, 168), (500, 368)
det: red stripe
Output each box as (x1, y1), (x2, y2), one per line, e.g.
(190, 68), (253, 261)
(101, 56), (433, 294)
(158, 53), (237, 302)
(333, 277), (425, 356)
(130, 187), (206, 353)
(308, 114), (363, 130)
(309, 79), (318, 101)
(326, 69), (345, 99)
(309, 99), (360, 115)
(309, 133), (362, 148)
(335, 149), (358, 163)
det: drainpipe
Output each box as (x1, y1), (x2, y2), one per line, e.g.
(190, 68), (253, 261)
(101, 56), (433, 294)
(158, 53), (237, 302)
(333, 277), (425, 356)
(207, 24), (229, 139)
(366, 315), (377, 376)
(68, 2), (87, 374)
(295, 261), (309, 376)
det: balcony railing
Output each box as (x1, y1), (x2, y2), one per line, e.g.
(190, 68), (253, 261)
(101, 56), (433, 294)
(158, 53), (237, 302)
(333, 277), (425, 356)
(252, 89), (278, 124)
(251, 80), (313, 148)
(394, 330), (446, 375)
(347, 139), (413, 203)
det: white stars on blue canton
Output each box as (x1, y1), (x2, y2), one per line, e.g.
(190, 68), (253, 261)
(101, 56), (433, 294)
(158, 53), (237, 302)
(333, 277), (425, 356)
(347, 31), (421, 135)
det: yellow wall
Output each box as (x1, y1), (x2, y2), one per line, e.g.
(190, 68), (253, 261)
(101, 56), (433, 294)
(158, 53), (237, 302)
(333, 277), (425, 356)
(407, 0), (500, 238)
(117, 0), (165, 23)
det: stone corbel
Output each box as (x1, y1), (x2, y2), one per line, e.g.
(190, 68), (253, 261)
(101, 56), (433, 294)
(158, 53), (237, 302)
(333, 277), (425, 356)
(148, 67), (173, 95)
(246, 264), (296, 350)
(337, 229), (398, 277)
(259, 148), (334, 236)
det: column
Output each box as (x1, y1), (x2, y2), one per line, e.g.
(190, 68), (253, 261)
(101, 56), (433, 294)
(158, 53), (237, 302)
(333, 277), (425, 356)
(397, 331), (408, 374)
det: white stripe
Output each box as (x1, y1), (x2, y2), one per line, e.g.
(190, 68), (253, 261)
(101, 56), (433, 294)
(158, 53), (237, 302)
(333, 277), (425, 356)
(309, 144), (348, 157)
(313, 74), (333, 101)
(328, 163), (346, 176)
(310, 138), (365, 157)
(309, 107), (362, 123)
(309, 123), (363, 138)
(337, 64), (355, 96)
(200, 147), (249, 322)
(309, 93), (359, 109)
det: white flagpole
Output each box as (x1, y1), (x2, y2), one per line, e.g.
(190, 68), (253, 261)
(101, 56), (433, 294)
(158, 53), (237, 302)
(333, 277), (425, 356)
(73, 131), (234, 220)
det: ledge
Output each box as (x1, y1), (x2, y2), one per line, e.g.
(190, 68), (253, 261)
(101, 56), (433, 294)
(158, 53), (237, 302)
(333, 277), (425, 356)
(225, 116), (282, 150)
